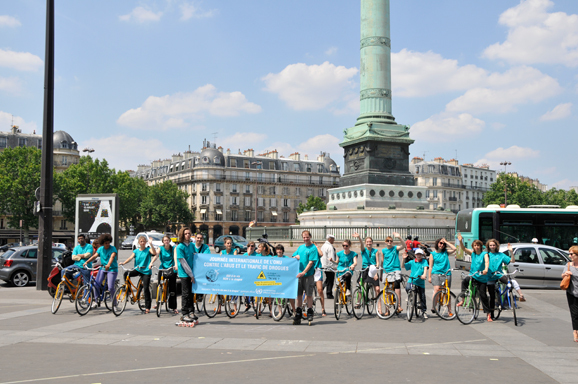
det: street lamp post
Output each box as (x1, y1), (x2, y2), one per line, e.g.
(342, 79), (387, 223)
(251, 161), (262, 225)
(500, 161), (511, 206)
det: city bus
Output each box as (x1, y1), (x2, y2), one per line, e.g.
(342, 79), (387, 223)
(455, 204), (578, 261)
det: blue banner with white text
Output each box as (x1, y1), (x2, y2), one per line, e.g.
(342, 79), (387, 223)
(192, 254), (299, 298)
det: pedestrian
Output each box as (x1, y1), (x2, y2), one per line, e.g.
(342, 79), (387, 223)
(120, 235), (157, 313)
(405, 235), (413, 253)
(321, 234), (337, 299)
(562, 246), (578, 342)
(176, 227), (197, 323)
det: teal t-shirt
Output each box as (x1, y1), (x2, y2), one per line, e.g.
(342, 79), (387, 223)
(361, 247), (378, 269)
(97, 245), (118, 272)
(244, 251), (257, 256)
(133, 247), (152, 275)
(192, 243), (211, 254)
(158, 246), (175, 270)
(488, 252), (511, 280)
(430, 251), (451, 276)
(72, 244), (93, 269)
(293, 244), (319, 277)
(221, 249), (236, 255)
(382, 247), (401, 272)
(176, 242), (195, 278)
(336, 250), (357, 277)
(405, 259), (428, 288)
(470, 251), (488, 283)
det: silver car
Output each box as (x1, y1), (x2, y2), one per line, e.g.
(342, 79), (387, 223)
(500, 243), (570, 289)
(0, 246), (65, 287)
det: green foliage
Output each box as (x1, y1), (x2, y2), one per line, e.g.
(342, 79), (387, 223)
(0, 147), (42, 230)
(296, 195), (327, 215)
(112, 171), (148, 226)
(139, 181), (193, 228)
(482, 173), (578, 208)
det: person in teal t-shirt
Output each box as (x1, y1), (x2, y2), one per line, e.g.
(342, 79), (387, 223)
(457, 232), (491, 321)
(335, 239), (357, 294)
(62, 234), (93, 284)
(428, 237), (457, 316)
(192, 233), (211, 254)
(243, 242), (258, 256)
(156, 235), (178, 314)
(402, 248), (429, 316)
(176, 228), (197, 323)
(120, 235), (158, 313)
(486, 239), (519, 319)
(292, 230), (319, 324)
(83, 233), (118, 304)
(381, 232), (405, 315)
(221, 237), (238, 256)
(354, 232), (381, 301)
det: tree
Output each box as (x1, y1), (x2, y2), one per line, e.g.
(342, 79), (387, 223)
(112, 171), (148, 226)
(296, 195), (327, 215)
(482, 173), (543, 208)
(0, 147), (42, 238)
(139, 181), (193, 229)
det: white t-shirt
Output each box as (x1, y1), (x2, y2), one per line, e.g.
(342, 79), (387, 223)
(320, 241), (337, 268)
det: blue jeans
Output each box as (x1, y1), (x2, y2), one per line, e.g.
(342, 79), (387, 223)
(61, 265), (90, 285)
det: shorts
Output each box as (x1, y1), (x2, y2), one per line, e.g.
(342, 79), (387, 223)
(382, 270), (402, 289)
(298, 274), (315, 297)
(314, 268), (323, 282)
(362, 268), (379, 288)
(431, 274), (452, 287)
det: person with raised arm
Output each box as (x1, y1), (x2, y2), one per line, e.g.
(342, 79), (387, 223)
(456, 232), (490, 321)
(120, 235), (158, 313)
(381, 232), (405, 315)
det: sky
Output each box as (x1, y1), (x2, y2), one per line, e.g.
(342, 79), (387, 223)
(0, 0), (577, 189)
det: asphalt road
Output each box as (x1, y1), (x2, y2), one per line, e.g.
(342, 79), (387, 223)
(0, 249), (576, 383)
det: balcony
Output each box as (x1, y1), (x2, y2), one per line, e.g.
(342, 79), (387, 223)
(448, 197), (458, 202)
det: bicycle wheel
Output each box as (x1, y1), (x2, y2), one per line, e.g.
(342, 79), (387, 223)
(75, 284), (93, 316)
(255, 297), (263, 319)
(455, 291), (476, 325)
(509, 290), (518, 326)
(351, 288), (365, 319)
(406, 290), (415, 322)
(195, 294), (205, 314)
(112, 285), (128, 316)
(51, 282), (65, 314)
(366, 285), (376, 315)
(433, 290), (456, 320)
(334, 291), (342, 320)
(203, 294), (220, 318)
(224, 295), (241, 318)
(156, 284), (163, 317)
(493, 286), (504, 320)
(103, 290), (112, 311)
(271, 298), (286, 321)
(377, 289), (398, 320)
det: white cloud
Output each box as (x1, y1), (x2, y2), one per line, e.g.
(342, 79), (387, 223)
(119, 6), (162, 23)
(550, 179), (578, 191)
(219, 132), (267, 151)
(325, 47), (338, 56)
(0, 15), (21, 27)
(296, 134), (341, 159)
(79, 135), (175, 171)
(180, 2), (216, 20)
(445, 66), (562, 114)
(117, 84), (261, 130)
(392, 49), (487, 97)
(0, 76), (22, 94)
(540, 102), (572, 121)
(483, 0), (578, 67)
(491, 122), (507, 130)
(262, 61), (358, 111)
(476, 145), (540, 169)
(0, 111), (38, 133)
(0, 48), (43, 72)
(410, 113), (485, 142)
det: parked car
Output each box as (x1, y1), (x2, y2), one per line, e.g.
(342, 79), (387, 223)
(456, 243), (569, 289)
(0, 246), (65, 287)
(0, 242), (19, 253)
(213, 235), (248, 254)
(121, 235), (136, 250)
(131, 232), (173, 250)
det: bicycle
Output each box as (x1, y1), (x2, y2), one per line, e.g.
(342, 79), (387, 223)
(406, 276), (426, 322)
(352, 267), (377, 319)
(492, 270), (519, 326)
(52, 266), (83, 314)
(112, 265), (150, 316)
(223, 295), (241, 318)
(301, 289), (321, 315)
(432, 268), (458, 320)
(329, 268), (353, 320)
(254, 296), (273, 319)
(155, 267), (176, 317)
(75, 267), (113, 316)
(272, 297), (294, 321)
(375, 271), (400, 320)
(455, 272), (482, 325)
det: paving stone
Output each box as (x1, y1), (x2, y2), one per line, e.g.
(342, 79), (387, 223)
(256, 339), (311, 352)
(173, 337), (223, 349)
(305, 340), (357, 353)
(208, 338), (267, 351)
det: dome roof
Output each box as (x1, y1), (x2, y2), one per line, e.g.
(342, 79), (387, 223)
(324, 157), (339, 173)
(53, 131), (78, 150)
(199, 147), (225, 166)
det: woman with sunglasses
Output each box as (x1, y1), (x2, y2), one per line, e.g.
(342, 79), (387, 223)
(354, 232), (381, 302)
(457, 232), (490, 321)
(381, 232), (405, 314)
(562, 246), (578, 342)
(428, 237), (457, 316)
(335, 240), (357, 297)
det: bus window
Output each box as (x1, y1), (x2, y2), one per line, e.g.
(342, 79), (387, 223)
(479, 214), (493, 244)
(456, 210), (472, 233)
(542, 222), (575, 250)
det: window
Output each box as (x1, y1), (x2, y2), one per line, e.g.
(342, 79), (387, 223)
(433, 203), (438, 209)
(258, 197), (264, 207)
(245, 172), (251, 181)
(202, 183), (208, 192)
(214, 156), (221, 165)
(270, 198), (277, 207)
(258, 211), (264, 222)
(306, 164), (312, 172)
(244, 197), (251, 206)
(245, 210), (252, 221)
(60, 220), (67, 230)
(215, 183), (221, 192)
(513, 248), (539, 264)
(230, 159), (237, 167)
(269, 162), (275, 170)
(307, 188), (313, 197)
(0, 219), (3, 229)
(201, 211), (208, 220)
(231, 210), (238, 221)
(318, 176), (323, 185)
(282, 162), (288, 171)
(0, 137), (6, 148)
(231, 184), (238, 193)
(244, 160), (250, 168)
(426, 190), (430, 198)
(18, 138), (27, 147)
(231, 196), (238, 205)
(433, 177), (437, 186)
(201, 195), (208, 204)
(318, 188), (325, 197)
(62, 156), (68, 166)
(293, 163), (300, 172)
(258, 186), (265, 194)
(282, 187), (289, 195)
(317, 164), (323, 173)
(26, 249), (38, 259)
(443, 190), (446, 198)
(216, 211), (222, 221)
(294, 199), (301, 208)
(433, 190), (438, 198)
(283, 198), (289, 207)
(283, 211), (289, 222)
(269, 186), (276, 195)
(245, 184), (251, 193)
(296, 187), (301, 196)
(540, 248), (567, 265)
(192, 184), (197, 192)
(215, 196), (221, 205)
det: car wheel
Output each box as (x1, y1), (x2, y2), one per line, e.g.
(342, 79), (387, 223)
(214, 246), (220, 253)
(11, 271), (30, 287)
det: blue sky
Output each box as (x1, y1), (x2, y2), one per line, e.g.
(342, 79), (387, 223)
(0, 0), (577, 189)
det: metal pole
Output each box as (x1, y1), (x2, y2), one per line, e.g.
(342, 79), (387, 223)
(37, 0), (55, 291)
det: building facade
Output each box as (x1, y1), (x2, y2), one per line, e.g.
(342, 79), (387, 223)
(133, 140), (341, 243)
(0, 126), (80, 245)
(410, 157), (496, 212)
(508, 173), (548, 192)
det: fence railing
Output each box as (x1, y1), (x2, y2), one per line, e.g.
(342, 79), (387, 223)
(247, 225), (455, 242)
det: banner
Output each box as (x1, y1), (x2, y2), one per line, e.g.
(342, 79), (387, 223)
(192, 254), (299, 298)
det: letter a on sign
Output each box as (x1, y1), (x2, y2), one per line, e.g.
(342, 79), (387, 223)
(257, 271), (266, 279)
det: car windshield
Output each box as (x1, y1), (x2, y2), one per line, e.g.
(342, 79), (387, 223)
(124, 236), (136, 243)
(148, 234), (164, 241)
(232, 236), (247, 242)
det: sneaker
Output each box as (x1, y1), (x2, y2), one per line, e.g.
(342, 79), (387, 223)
(431, 309), (436, 314)
(181, 314), (193, 322)
(423, 313), (429, 319)
(293, 316), (302, 325)
(306, 308), (314, 321)
(345, 289), (351, 296)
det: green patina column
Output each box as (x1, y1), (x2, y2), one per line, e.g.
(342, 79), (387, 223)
(340, 0), (415, 188)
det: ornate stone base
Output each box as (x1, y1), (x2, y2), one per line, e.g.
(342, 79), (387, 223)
(327, 183), (428, 210)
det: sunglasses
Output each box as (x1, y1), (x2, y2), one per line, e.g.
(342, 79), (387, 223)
(570, 252), (576, 255)
(248, 245), (255, 248)
(385, 240), (393, 243)
(342, 244), (349, 247)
